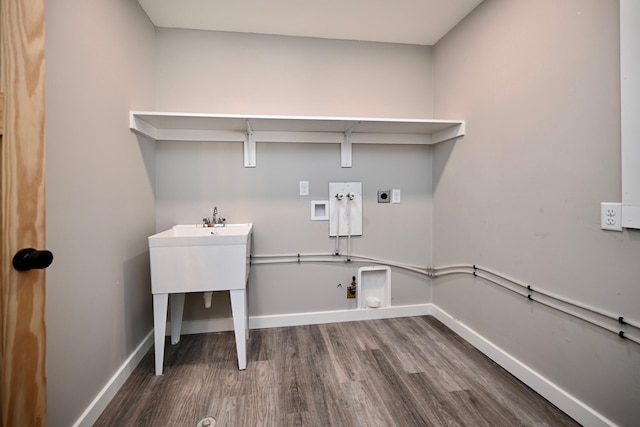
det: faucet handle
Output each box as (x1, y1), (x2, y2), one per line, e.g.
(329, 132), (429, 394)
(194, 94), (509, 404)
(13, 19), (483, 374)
(203, 217), (211, 226)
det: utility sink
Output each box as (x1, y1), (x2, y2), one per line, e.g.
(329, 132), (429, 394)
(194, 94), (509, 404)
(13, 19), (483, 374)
(148, 223), (253, 374)
(150, 223), (252, 244)
(148, 223), (252, 294)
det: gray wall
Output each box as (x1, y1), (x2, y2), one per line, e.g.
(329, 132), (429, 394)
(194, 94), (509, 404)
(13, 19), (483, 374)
(154, 29), (434, 117)
(154, 30), (435, 319)
(43, 2), (640, 425)
(45, 1), (156, 426)
(432, 0), (640, 425)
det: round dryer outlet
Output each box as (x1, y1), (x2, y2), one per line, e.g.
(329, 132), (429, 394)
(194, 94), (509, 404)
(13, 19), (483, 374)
(377, 190), (390, 203)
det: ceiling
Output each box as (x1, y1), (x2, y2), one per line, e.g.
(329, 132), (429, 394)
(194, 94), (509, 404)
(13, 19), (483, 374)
(137, 0), (484, 46)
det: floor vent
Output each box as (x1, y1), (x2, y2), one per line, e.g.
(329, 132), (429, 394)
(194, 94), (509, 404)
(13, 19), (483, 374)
(196, 416), (216, 427)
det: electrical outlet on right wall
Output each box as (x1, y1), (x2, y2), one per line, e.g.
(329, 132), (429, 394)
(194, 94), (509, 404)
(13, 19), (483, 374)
(601, 202), (623, 231)
(391, 189), (401, 203)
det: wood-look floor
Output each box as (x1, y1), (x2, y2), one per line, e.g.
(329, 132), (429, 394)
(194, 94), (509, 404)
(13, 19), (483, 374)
(95, 316), (580, 426)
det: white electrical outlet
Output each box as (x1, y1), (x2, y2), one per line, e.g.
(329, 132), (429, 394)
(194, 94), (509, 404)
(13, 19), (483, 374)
(299, 181), (309, 196)
(391, 189), (401, 204)
(601, 202), (622, 231)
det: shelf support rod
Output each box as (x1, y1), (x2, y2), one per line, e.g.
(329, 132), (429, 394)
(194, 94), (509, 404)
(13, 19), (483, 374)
(341, 122), (360, 168)
(244, 119), (256, 168)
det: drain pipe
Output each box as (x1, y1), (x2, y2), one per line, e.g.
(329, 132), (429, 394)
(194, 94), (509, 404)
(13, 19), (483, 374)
(203, 291), (213, 308)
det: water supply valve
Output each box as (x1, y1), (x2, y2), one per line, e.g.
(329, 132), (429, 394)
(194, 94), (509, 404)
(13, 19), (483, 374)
(347, 275), (357, 299)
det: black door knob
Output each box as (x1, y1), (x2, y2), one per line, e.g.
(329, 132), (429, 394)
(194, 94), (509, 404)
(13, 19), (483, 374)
(12, 248), (54, 271)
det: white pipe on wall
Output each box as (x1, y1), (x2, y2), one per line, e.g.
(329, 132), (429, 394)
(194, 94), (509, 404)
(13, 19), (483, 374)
(249, 252), (639, 343)
(334, 196), (341, 254)
(473, 265), (638, 330)
(251, 252), (431, 276)
(431, 264), (640, 344)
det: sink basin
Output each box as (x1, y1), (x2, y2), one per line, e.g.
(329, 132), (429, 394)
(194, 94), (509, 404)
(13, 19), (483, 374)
(149, 223), (252, 246)
(148, 223), (252, 293)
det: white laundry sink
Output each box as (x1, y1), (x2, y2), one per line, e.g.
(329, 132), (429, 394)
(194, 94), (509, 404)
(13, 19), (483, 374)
(148, 223), (252, 293)
(148, 223), (253, 374)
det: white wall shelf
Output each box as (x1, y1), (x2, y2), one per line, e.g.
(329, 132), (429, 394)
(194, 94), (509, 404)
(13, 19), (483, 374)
(130, 111), (465, 168)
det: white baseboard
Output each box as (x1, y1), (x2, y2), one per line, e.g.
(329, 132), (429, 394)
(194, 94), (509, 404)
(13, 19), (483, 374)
(167, 316), (235, 336)
(72, 330), (154, 427)
(167, 303), (433, 335)
(250, 304), (433, 329)
(79, 303), (613, 427)
(430, 305), (616, 427)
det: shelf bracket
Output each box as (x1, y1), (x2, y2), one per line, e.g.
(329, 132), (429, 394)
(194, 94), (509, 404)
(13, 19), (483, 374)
(342, 132), (352, 168)
(244, 119), (256, 167)
(341, 122), (359, 168)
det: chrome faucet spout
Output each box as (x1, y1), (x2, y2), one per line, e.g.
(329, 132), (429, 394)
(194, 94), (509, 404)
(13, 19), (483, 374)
(209, 206), (225, 227)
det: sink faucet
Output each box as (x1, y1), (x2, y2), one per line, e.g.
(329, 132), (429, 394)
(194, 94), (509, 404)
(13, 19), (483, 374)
(203, 206), (225, 227)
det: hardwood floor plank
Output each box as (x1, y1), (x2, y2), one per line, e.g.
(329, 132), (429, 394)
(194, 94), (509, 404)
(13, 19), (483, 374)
(397, 318), (472, 392)
(358, 349), (430, 426)
(414, 316), (576, 426)
(397, 318), (469, 392)
(277, 355), (308, 415)
(92, 353), (160, 426)
(208, 396), (243, 427)
(340, 380), (398, 427)
(318, 323), (367, 383)
(275, 327), (300, 360)
(294, 324), (328, 359)
(404, 372), (466, 427)
(297, 355), (356, 426)
(280, 411), (305, 426)
(246, 359), (277, 395)
(95, 317), (581, 427)
(294, 357), (333, 425)
(448, 389), (498, 427)
(376, 317), (450, 375)
(352, 316), (384, 351)
(414, 318), (534, 417)
(230, 388), (280, 427)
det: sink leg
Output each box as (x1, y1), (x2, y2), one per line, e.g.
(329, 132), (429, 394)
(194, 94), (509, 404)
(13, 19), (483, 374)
(229, 289), (248, 370)
(170, 293), (185, 345)
(153, 293), (168, 376)
(245, 284), (250, 340)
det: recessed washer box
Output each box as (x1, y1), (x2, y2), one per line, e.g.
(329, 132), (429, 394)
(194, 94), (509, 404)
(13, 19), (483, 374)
(311, 200), (329, 220)
(357, 266), (391, 309)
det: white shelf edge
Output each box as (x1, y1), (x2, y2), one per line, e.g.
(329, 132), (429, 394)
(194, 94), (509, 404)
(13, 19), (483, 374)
(432, 120), (466, 144)
(130, 110), (465, 126)
(129, 111), (465, 168)
(130, 114), (158, 140)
